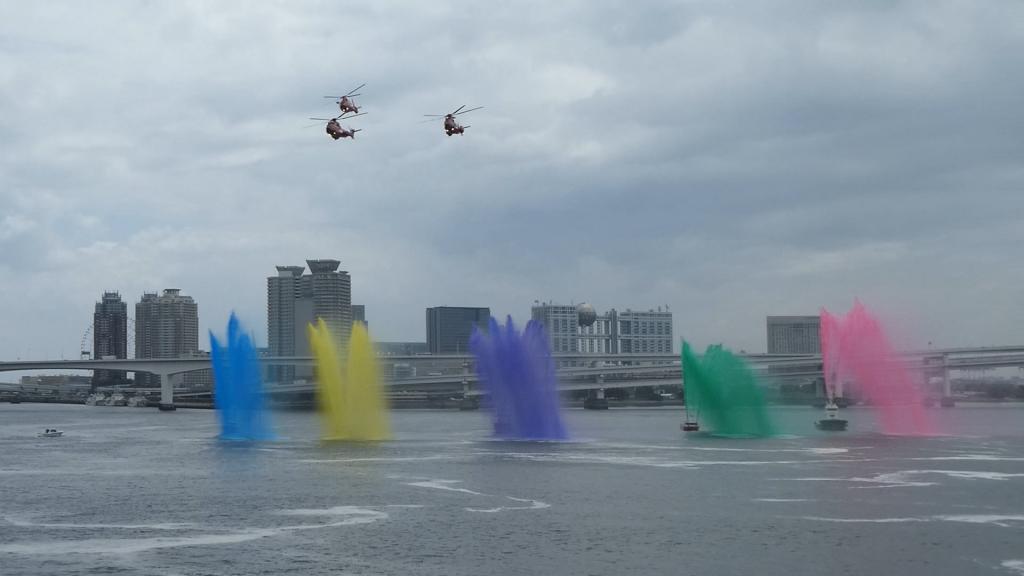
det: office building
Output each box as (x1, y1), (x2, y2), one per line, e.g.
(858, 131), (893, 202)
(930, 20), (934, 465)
(352, 304), (366, 328)
(531, 302), (674, 355)
(92, 291), (129, 387)
(135, 289), (199, 386)
(267, 260), (352, 382)
(766, 315), (821, 354)
(530, 303), (583, 354)
(426, 306), (491, 354)
(613, 308), (674, 354)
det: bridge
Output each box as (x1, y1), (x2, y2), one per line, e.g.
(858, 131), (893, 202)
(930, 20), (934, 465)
(2, 346), (1024, 409)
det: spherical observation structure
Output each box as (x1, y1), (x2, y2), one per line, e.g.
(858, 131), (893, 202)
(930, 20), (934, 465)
(577, 303), (597, 327)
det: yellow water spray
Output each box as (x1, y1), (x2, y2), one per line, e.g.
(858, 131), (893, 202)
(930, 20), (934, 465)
(307, 319), (390, 441)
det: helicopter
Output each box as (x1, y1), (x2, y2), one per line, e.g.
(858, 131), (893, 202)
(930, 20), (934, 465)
(323, 83), (365, 115)
(424, 105), (482, 136)
(309, 112), (367, 140)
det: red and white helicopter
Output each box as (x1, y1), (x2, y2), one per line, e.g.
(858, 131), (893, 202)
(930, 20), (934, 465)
(309, 111), (367, 140)
(323, 83), (365, 116)
(424, 104), (482, 136)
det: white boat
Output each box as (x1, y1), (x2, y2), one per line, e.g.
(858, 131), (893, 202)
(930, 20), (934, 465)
(38, 429), (64, 438)
(815, 401), (848, 431)
(84, 393), (107, 406)
(127, 396), (148, 408)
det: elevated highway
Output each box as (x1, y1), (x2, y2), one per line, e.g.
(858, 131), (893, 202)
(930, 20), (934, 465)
(2, 345), (1023, 409)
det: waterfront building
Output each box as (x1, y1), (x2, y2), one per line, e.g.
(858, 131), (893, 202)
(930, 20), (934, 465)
(376, 341), (429, 356)
(530, 303), (580, 354)
(766, 315), (821, 354)
(267, 260), (352, 382)
(426, 306), (491, 354)
(613, 308), (673, 355)
(92, 291), (129, 387)
(531, 302), (674, 355)
(134, 289), (199, 386)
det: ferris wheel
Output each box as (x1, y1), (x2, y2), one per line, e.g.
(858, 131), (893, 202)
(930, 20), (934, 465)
(80, 318), (136, 360)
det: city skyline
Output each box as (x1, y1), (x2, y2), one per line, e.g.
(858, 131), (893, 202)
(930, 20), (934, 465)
(2, 2), (1023, 364)
(0, 265), (1010, 362)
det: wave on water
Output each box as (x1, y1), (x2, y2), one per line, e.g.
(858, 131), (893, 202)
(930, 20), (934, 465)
(299, 455), (456, 464)
(780, 469), (1024, 489)
(0, 468), (191, 477)
(0, 506), (392, 557)
(801, 516), (924, 524)
(274, 506), (389, 522)
(1003, 560), (1024, 574)
(483, 452), (857, 469)
(0, 529), (287, 556)
(800, 515), (1024, 528)
(912, 455), (1024, 462)
(403, 478), (483, 495)
(2, 516), (195, 530)
(393, 477), (550, 514)
(593, 442), (854, 455)
(466, 497), (550, 514)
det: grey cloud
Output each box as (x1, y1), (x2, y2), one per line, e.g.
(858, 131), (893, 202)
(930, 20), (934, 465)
(1, 0), (1023, 363)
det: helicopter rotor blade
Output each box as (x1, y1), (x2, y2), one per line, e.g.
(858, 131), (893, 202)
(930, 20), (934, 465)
(423, 114), (445, 117)
(346, 93), (361, 98)
(455, 106), (483, 115)
(339, 112), (367, 120)
(309, 117), (333, 121)
(346, 83), (366, 96)
(323, 96), (341, 99)
(451, 104), (466, 115)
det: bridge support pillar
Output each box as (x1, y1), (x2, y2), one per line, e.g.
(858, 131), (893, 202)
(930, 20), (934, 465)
(158, 373), (176, 411)
(458, 362), (478, 411)
(584, 388), (609, 410)
(940, 366), (955, 407)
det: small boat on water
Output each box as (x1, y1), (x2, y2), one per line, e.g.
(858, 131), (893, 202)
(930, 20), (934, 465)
(681, 399), (700, 432)
(38, 429), (64, 438)
(815, 401), (848, 431)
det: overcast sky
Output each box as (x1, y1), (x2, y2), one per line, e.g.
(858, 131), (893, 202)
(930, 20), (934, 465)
(1, 0), (1023, 365)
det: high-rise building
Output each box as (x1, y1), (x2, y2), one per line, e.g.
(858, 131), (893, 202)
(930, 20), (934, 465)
(134, 289), (199, 386)
(92, 291), (129, 388)
(267, 260), (352, 382)
(766, 315), (821, 354)
(426, 306), (490, 354)
(352, 304), (366, 328)
(531, 302), (674, 355)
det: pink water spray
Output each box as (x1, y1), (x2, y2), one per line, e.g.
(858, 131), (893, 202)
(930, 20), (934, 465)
(820, 301), (936, 436)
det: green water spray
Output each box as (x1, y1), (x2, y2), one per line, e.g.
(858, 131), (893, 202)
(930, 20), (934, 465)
(682, 341), (775, 438)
